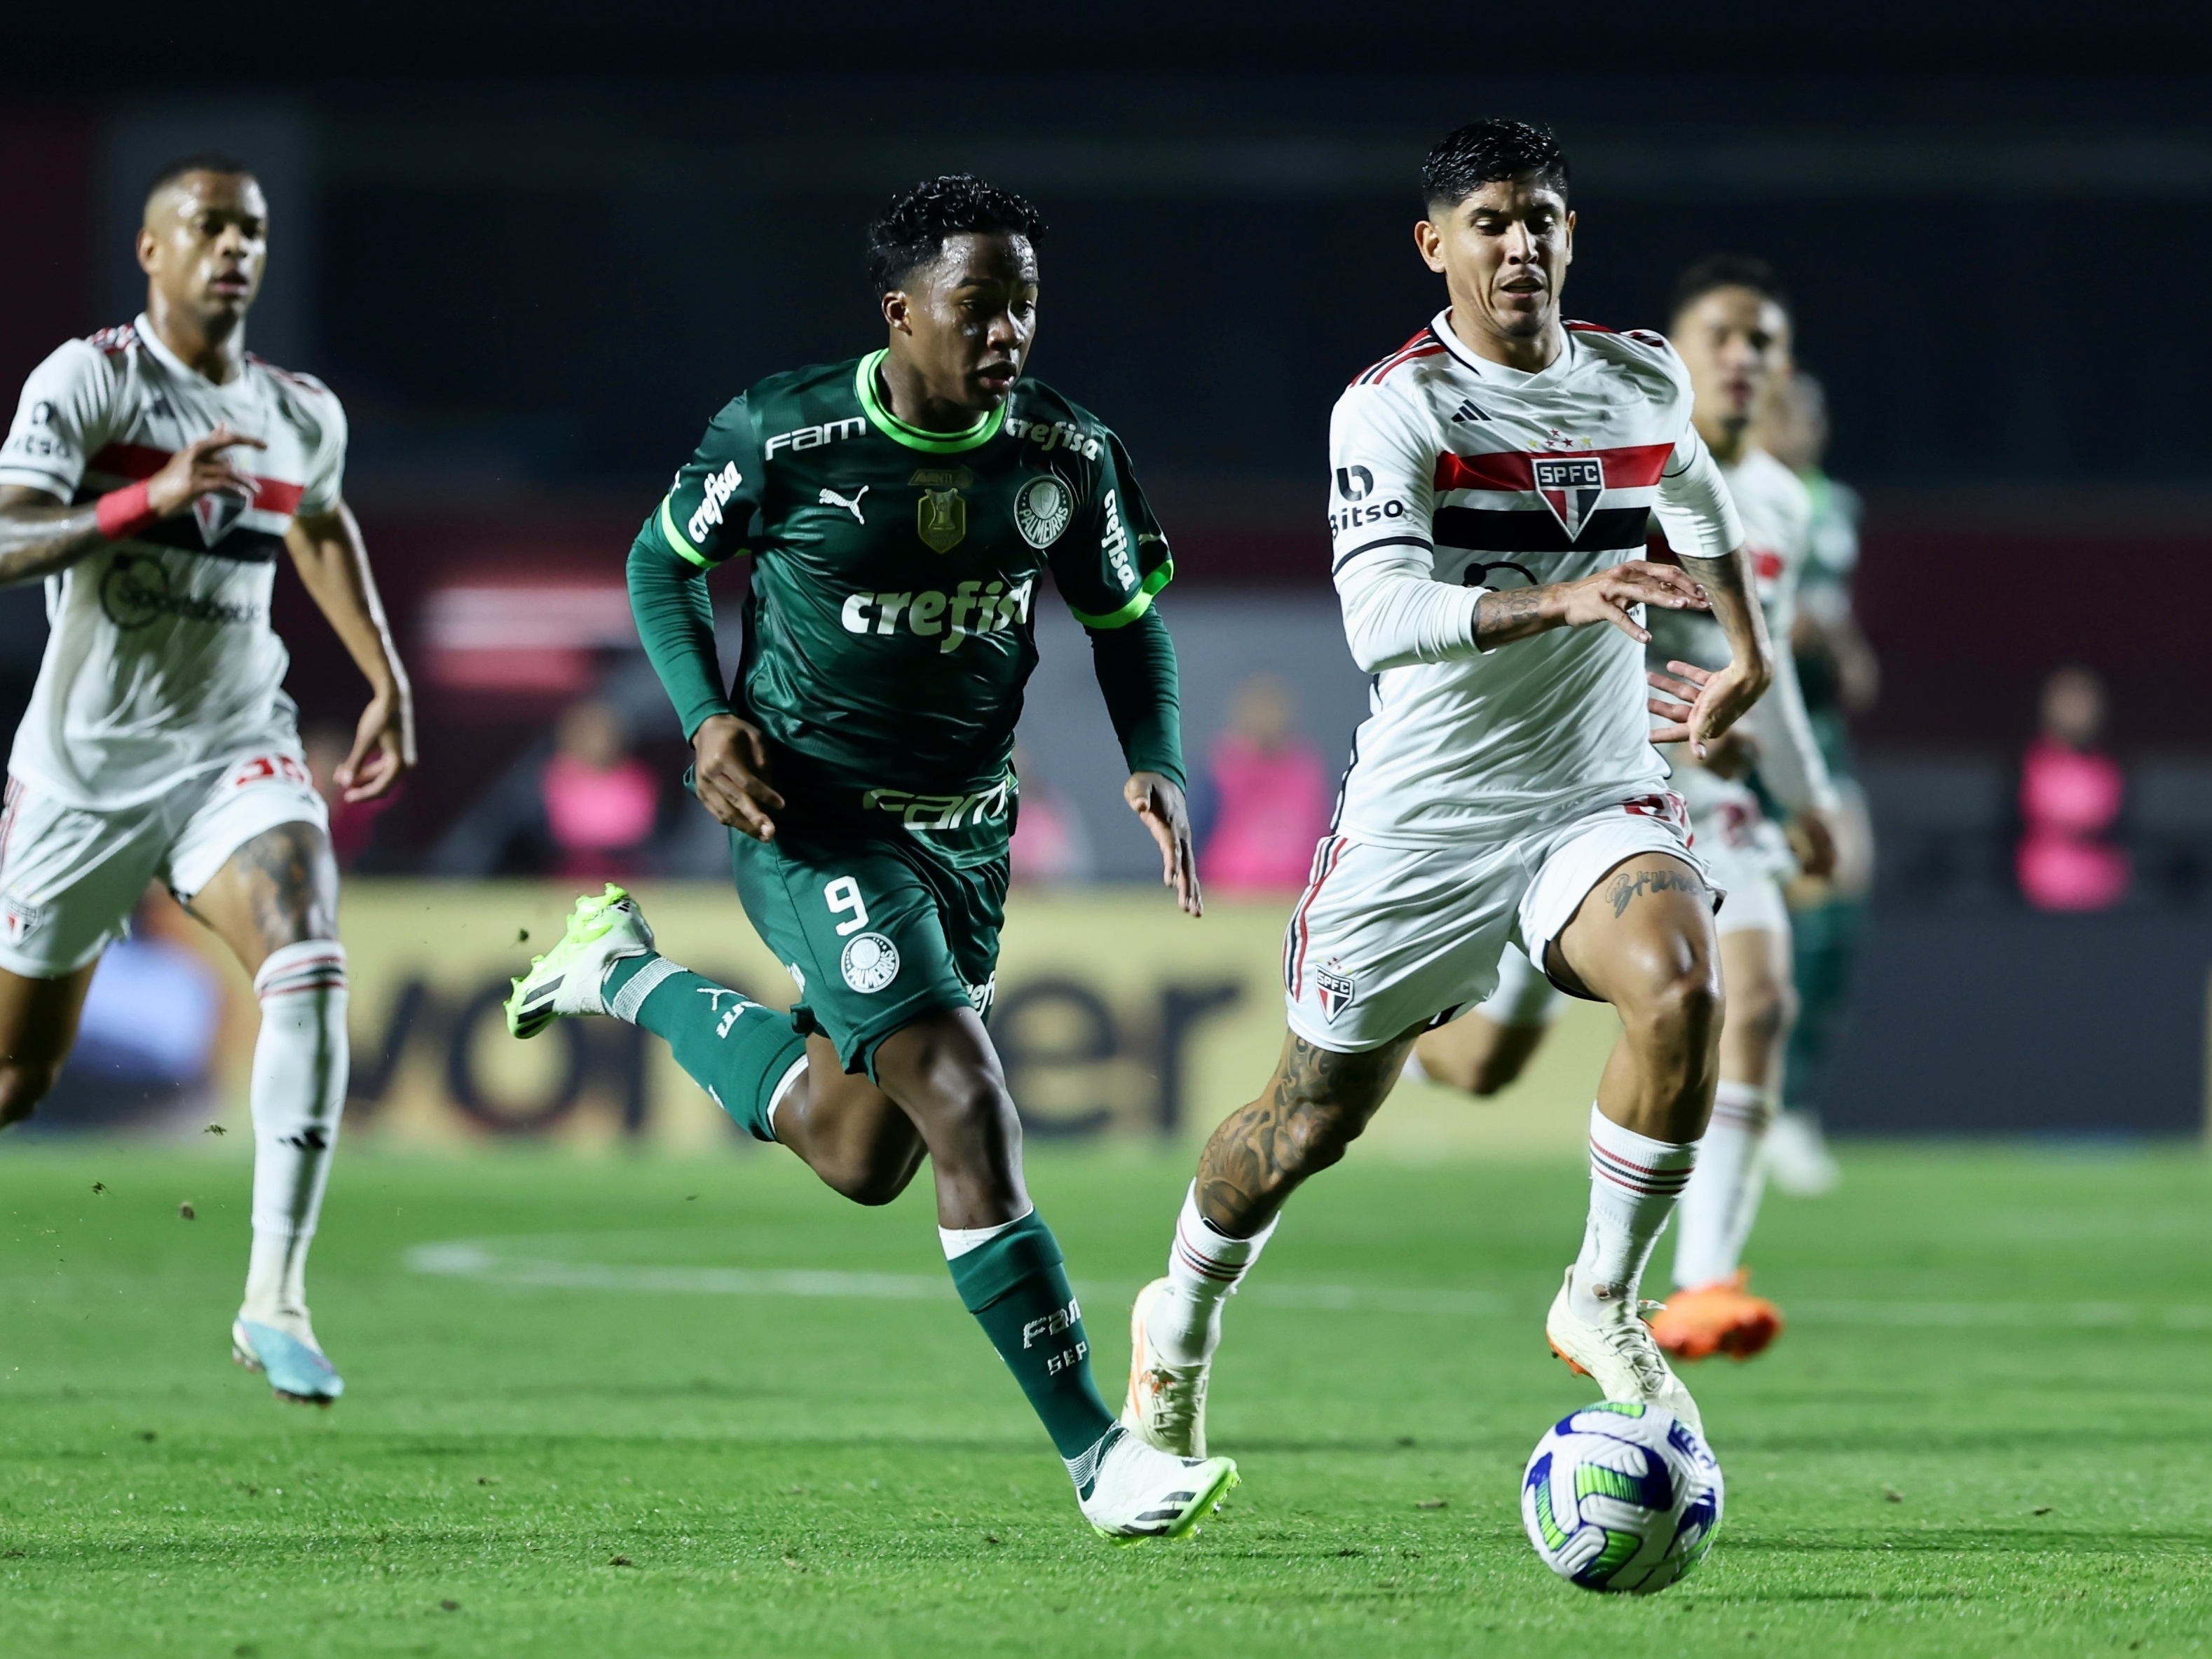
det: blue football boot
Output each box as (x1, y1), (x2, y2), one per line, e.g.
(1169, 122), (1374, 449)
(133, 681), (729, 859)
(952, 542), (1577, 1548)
(233, 1316), (345, 1405)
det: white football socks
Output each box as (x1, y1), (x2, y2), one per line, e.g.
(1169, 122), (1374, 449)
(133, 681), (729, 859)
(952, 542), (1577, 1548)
(1670, 1081), (1775, 1290)
(1572, 1104), (1698, 1320)
(1147, 1183), (1278, 1365)
(242, 941), (349, 1334)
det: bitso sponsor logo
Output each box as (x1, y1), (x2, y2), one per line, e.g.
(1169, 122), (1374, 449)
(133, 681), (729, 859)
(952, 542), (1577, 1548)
(840, 932), (901, 994)
(687, 460), (744, 543)
(1334, 464), (1374, 500)
(763, 416), (865, 458)
(1328, 498), (1407, 535)
(1013, 475), (1072, 549)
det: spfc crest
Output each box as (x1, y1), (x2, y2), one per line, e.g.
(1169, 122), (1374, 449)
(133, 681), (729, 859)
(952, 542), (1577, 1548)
(1315, 959), (1356, 1023)
(1530, 454), (1604, 542)
(916, 487), (967, 553)
(193, 487), (250, 547)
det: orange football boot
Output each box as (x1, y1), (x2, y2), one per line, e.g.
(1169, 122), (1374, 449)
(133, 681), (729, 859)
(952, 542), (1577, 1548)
(1648, 1269), (1784, 1362)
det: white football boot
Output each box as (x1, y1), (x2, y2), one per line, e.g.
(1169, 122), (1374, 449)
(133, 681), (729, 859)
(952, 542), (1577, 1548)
(1121, 1276), (1212, 1456)
(1077, 1427), (1238, 1544)
(505, 884), (657, 1038)
(1545, 1267), (1704, 1438)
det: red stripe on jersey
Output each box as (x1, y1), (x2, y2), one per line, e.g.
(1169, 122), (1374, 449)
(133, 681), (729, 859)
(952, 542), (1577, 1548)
(87, 443), (307, 517)
(1355, 328), (1443, 386)
(1564, 320), (1616, 334)
(1433, 442), (1673, 494)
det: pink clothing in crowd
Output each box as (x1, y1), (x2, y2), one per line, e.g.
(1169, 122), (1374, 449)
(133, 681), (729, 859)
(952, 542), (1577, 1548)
(1201, 732), (1334, 892)
(2016, 736), (2128, 912)
(542, 752), (659, 880)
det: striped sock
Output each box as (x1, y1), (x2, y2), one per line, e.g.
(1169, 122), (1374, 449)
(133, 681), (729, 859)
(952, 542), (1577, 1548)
(1671, 1081), (1775, 1290)
(1149, 1183), (1279, 1366)
(243, 941), (350, 1329)
(1573, 1103), (1698, 1320)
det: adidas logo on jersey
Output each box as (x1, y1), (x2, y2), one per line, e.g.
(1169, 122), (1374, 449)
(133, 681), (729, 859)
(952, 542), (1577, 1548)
(1450, 399), (1493, 423)
(688, 461), (744, 543)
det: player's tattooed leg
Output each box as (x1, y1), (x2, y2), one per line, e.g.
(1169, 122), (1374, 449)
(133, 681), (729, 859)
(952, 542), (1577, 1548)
(1194, 1028), (1419, 1237)
(184, 821), (340, 968)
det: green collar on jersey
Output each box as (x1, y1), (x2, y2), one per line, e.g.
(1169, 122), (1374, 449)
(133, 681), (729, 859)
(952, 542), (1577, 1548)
(854, 350), (1006, 453)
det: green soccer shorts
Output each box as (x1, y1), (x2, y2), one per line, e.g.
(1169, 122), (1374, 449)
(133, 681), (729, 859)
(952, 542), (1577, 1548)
(728, 826), (1006, 1079)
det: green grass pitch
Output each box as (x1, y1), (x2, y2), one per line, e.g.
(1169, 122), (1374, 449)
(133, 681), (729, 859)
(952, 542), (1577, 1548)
(5, 1141), (2211, 1657)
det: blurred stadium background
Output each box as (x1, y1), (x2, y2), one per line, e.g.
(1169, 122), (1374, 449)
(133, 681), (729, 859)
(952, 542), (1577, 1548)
(7, 1), (2212, 1154)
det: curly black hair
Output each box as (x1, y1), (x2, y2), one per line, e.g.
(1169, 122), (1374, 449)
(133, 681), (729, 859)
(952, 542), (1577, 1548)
(865, 175), (1047, 296)
(1669, 254), (1790, 327)
(1421, 120), (1571, 211)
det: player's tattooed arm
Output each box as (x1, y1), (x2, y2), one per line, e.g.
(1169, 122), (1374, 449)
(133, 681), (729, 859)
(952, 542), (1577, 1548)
(0, 428), (265, 587)
(1658, 547), (1775, 756)
(1194, 1032), (1412, 1234)
(1475, 559), (1707, 650)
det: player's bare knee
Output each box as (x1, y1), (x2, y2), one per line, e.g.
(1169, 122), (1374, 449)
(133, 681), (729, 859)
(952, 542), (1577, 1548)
(1279, 1097), (1370, 1177)
(0, 1060), (62, 1127)
(1618, 960), (1723, 1063)
(1726, 971), (1796, 1053)
(819, 1152), (920, 1208)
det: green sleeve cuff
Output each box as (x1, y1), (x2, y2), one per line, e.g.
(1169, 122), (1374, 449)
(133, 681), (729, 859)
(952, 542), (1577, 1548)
(655, 496), (712, 568)
(1067, 559), (1173, 629)
(1086, 608), (1185, 791)
(627, 526), (732, 739)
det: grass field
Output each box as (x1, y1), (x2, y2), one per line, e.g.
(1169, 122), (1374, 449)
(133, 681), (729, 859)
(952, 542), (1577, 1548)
(5, 1142), (2212, 1657)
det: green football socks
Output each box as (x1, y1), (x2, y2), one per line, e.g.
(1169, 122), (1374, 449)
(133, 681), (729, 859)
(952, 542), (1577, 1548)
(944, 1209), (1120, 1490)
(603, 954), (807, 1142)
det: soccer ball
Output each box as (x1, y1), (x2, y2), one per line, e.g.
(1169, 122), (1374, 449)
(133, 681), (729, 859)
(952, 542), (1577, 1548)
(1521, 1402), (1723, 1594)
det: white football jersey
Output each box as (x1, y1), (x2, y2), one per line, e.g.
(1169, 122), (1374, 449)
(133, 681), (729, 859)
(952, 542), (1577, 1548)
(1325, 311), (1742, 847)
(0, 317), (347, 809)
(1649, 446), (1834, 814)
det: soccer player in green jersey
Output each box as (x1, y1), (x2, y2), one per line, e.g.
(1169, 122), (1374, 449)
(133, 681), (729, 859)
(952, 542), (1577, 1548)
(503, 176), (1236, 1541)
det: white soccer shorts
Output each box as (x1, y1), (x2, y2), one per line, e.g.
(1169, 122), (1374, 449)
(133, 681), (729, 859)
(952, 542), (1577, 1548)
(1678, 774), (1794, 938)
(1282, 790), (1715, 1053)
(1471, 942), (1567, 1028)
(0, 737), (329, 978)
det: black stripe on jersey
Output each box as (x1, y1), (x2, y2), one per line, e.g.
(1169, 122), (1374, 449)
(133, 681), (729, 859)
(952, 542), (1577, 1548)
(71, 507), (287, 564)
(1433, 505), (1652, 556)
(1330, 533), (1433, 575)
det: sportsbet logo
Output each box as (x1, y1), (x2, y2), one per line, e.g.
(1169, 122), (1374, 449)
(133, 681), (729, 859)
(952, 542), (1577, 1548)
(838, 578), (1036, 652)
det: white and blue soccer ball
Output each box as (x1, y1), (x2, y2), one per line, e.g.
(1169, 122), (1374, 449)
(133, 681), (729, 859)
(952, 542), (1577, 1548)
(1521, 1402), (1723, 1594)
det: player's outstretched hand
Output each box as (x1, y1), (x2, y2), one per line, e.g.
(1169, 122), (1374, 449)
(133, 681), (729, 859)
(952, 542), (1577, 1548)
(1787, 805), (1840, 881)
(1646, 658), (1766, 759)
(146, 424), (266, 517)
(694, 714), (786, 841)
(1550, 560), (1708, 644)
(336, 683), (416, 802)
(1126, 771), (1203, 917)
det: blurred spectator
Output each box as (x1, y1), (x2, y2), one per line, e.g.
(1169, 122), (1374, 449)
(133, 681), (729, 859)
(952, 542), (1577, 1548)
(1199, 674), (1332, 893)
(303, 721), (397, 871)
(1010, 743), (1095, 887)
(2017, 666), (2129, 912)
(542, 698), (660, 881)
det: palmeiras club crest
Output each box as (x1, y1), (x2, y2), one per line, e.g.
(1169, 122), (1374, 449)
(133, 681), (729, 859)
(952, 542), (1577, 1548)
(1315, 958), (1356, 1023)
(1530, 454), (1605, 541)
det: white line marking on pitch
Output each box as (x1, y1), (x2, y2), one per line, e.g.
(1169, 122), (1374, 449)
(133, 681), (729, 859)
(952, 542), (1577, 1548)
(403, 1241), (2212, 1328)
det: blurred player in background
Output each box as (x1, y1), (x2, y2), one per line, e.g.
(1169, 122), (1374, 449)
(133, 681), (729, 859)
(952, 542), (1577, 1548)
(1121, 121), (1775, 1463)
(0, 156), (415, 1404)
(1408, 257), (1841, 1363)
(1760, 369), (1876, 1194)
(505, 177), (1237, 1541)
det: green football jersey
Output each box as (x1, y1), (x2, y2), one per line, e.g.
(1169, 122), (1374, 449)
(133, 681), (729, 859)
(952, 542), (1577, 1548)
(638, 350), (1173, 839)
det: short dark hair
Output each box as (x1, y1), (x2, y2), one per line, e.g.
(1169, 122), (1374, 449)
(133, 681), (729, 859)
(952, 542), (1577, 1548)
(145, 151), (255, 211)
(865, 175), (1046, 296)
(1670, 255), (1790, 327)
(1421, 120), (1571, 211)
